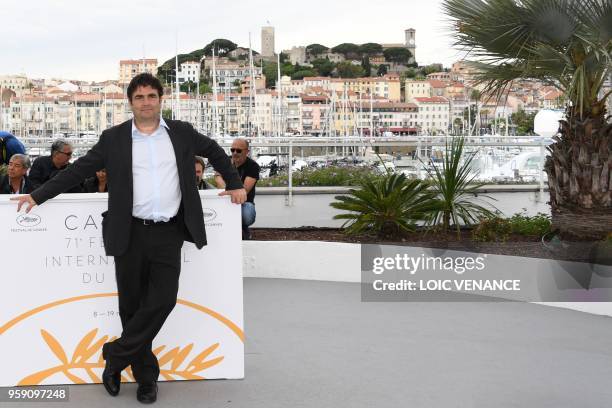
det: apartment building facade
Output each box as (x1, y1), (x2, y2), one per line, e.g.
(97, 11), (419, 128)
(119, 59), (158, 85)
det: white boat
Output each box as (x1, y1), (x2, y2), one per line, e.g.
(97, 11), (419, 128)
(478, 150), (548, 182)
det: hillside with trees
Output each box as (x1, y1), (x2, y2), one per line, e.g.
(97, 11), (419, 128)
(157, 39), (258, 85)
(159, 39), (447, 90)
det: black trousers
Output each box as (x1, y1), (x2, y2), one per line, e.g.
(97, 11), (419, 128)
(102, 218), (183, 383)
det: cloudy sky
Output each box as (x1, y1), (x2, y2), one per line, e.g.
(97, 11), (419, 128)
(0, 0), (464, 81)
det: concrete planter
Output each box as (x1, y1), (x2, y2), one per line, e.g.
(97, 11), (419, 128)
(250, 186), (550, 228)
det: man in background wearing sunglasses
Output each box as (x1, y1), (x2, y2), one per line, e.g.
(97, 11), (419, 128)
(29, 138), (82, 192)
(215, 138), (260, 239)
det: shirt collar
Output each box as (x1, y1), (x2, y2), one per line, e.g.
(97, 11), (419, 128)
(7, 177), (25, 194)
(131, 117), (169, 136)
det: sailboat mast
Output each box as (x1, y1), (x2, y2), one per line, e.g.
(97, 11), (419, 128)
(277, 53), (282, 137)
(212, 46), (219, 137)
(248, 33), (255, 137)
(369, 90), (373, 137)
(174, 33), (180, 120)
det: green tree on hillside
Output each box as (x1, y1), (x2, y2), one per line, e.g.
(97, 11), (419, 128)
(262, 61), (300, 88)
(332, 43), (361, 59)
(383, 47), (412, 64)
(403, 67), (418, 79)
(306, 43), (329, 56)
(377, 64), (388, 76)
(359, 43), (383, 55)
(262, 62), (278, 88)
(292, 69), (318, 80)
(421, 63), (444, 76)
(179, 80), (213, 94)
(361, 56), (372, 77)
(510, 109), (536, 135)
(203, 39), (238, 56)
(336, 62), (365, 78)
(199, 82), (212, 94)
(179, 80), (196, 93)
(311, 58), (336, 76)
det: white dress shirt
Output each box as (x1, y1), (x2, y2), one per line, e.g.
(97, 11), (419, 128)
(131, 118), (182, 222)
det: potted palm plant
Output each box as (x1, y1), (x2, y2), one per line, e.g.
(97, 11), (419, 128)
(443, 0), (612, 240)
(330, 173), (437, 238)
(422, 136), (498, 237)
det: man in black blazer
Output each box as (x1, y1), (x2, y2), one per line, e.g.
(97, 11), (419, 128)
(12, 73), (246, 404)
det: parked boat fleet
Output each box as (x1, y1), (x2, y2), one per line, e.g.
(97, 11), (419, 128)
(251, 145), (549, 183)
(22, 132), (551, 184)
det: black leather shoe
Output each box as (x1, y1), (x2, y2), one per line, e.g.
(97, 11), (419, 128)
(101, 344), (121, 396)
(101, 363), (121, 396)
(137, 381), (158, 404)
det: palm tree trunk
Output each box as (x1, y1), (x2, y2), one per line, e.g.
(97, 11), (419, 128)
(545, 111), (612, 240)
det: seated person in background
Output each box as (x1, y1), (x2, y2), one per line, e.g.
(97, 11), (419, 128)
(29, 139), (82, 193)
(84, 168), (108, 193)
(215, 138), (260, 240)
(0, 154), (34, 194)
(268, 159), (278, 177)
(0, 131), (26, 178)
(195, 156), (214, 190)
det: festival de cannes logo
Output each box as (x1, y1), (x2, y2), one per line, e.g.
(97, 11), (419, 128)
(16, 213), (41, 227)
(202, 208), (217, 222)
(0, 294), (244, 386)
(19, 329), (224, 384)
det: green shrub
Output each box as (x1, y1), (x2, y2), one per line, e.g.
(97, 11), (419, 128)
(508, 211), (551, 236)
(471, 211), (552, 242)
(472, 217), (512, 242)
(258, 166), (381, 187)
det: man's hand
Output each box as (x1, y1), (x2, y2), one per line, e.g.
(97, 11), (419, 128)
(10, 194), (38, 213)
(218, 188), (247, 204)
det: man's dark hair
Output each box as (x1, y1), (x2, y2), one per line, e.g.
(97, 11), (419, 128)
(51, 138), (71, 155)
(127, 73), (164, 102)
(195, 156), (206, 170)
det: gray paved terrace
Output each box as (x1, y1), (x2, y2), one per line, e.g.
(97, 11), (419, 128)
(7, 277), (612, 408)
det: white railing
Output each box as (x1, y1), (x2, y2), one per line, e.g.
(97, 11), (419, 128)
(20, 134), (552, 202)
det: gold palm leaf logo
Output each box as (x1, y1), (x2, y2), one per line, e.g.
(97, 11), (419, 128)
(18, 329), (224, 385)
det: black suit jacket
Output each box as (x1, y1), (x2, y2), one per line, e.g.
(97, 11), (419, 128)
(0, 174), (34, 194)
(31, 119), (243, 256)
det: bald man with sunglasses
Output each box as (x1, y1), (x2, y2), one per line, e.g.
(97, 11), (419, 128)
(215, 138), (260, 239)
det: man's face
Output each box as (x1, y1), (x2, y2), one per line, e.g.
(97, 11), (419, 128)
(195, 162), (204, 182)
(7, 157), (27, 180)
(53, 144), (73, 168)
(230, 140), (248, 167)
(130, 85), (161, 123)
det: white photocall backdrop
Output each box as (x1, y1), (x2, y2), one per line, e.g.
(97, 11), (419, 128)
(0, 191), (244, 387)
